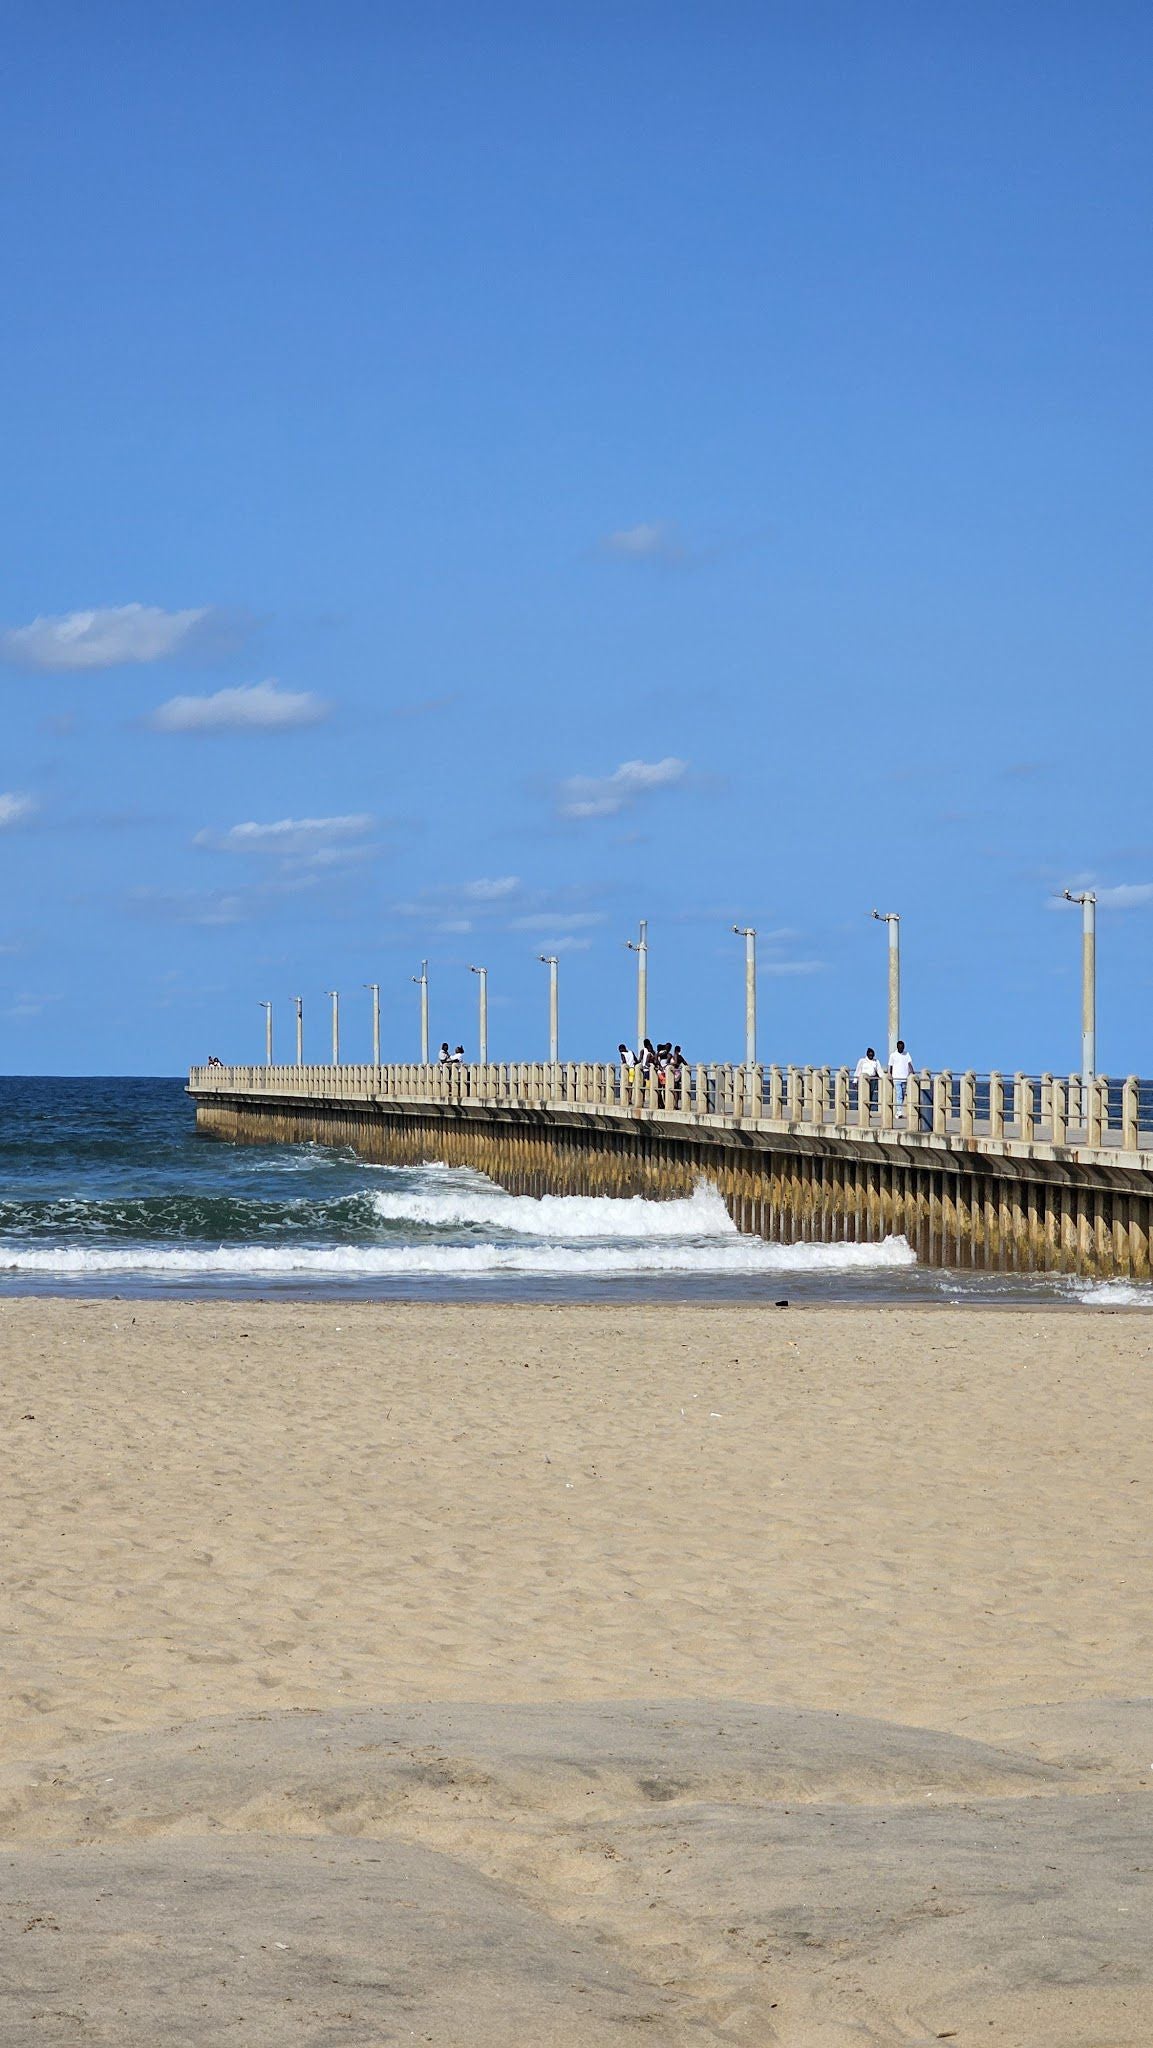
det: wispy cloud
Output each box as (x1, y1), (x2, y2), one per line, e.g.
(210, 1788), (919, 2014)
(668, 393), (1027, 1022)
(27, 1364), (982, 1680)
(195, 814), (374, 857)
(1051, 879), (1153, 911)
(557, 757), (687, 821)
(509, 911), (605, 932)
(598, 521), (687, 565)
(0, 603), (219, 671)
(1091, 882), (1153, 909)
(0, 792), (37, 827)
(150, 680), (328, 733)
(462, 876), (520, 901)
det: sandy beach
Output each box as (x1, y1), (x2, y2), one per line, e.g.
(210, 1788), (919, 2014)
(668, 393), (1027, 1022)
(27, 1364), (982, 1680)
(3, 1300), (1151, 2044)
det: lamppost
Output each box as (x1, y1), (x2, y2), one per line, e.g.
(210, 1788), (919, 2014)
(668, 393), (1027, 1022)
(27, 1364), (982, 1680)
(469, 964), (488, 1063)
(292, 994), (303, 1066)
(731, 926), (756, 1068)
(1061, 889), (1097, 1082)
(539, 954), (559, 1063)
(260, 999), (273, 1066)
(871, 910), (901, 1063)
(364, 983), (380, 1065)
(626, 918), (648, 1050)
(413, 960), (429, 1063)
(326, 989), (340, 1066)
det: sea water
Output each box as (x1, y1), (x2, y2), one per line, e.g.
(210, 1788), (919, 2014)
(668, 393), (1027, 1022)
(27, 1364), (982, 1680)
(0, 1077), (1142, 1305)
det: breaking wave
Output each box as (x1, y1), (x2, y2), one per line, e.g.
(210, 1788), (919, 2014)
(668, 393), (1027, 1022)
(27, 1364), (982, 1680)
(369, 1179), (738, 1239)
(0, 1236), (917, 1280)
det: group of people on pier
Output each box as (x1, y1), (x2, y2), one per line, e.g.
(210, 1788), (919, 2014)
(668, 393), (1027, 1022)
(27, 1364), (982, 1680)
(618, 1039), (688, 1086)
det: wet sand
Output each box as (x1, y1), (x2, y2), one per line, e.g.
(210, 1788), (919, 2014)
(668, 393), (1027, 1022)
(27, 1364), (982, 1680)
(2, 1300), (1151, 2043)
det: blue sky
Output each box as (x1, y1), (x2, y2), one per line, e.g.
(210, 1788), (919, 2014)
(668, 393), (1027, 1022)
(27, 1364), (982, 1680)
(2, 1), (1152, 1074)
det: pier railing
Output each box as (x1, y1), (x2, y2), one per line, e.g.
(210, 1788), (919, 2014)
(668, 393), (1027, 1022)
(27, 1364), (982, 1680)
(189, 1063), (1153, 1161)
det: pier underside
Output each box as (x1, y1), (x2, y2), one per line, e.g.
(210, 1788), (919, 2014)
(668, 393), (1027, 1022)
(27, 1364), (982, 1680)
(195, 1093), (1153, 1280)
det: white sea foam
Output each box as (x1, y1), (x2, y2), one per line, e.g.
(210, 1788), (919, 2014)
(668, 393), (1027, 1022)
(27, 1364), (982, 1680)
(370, 1179), (739, 1239)
(1072, 1280), (1153, 1307)
(0, 1236), (916, 1279)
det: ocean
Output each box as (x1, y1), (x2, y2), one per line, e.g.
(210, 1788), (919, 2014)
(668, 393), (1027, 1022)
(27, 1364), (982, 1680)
(0, 1076), (1141, 1304)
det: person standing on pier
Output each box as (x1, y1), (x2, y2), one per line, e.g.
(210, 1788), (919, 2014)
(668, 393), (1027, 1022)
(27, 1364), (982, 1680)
(855, 1046), (881, 1111)
(890, 1039), (913, 1115)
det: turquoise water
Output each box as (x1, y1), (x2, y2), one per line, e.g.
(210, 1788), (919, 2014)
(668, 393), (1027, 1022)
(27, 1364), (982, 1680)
(0, 1077), (1140, 1304)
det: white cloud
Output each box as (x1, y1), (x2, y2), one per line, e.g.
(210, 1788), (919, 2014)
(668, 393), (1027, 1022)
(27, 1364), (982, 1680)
(0, 792), (36, 827)
(1093, 883), (1153, 909)
(0, 603), (214, 671)
(195, 813), (374, 856)
(510, 911), (605, 931)
(463, 876), (520, 901)
(599, 521), (686, 564)
(150, 680), (328, 733)
(557, 757), (688, 820)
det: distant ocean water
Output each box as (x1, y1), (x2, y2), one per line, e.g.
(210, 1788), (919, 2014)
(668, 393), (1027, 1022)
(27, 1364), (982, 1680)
(0, 1077), (1144, 1304)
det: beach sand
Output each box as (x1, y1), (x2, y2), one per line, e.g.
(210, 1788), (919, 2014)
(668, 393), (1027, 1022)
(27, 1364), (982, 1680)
(2, 1300), (1151, 2043)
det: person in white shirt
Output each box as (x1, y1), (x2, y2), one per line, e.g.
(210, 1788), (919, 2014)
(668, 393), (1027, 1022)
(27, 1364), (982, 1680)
(854, 1046), (881, 1112)
(889, 1039), (914, 1113)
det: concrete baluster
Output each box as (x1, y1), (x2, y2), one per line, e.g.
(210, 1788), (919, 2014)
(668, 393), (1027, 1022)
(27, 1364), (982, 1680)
(767, 1065), (783, 1120)
(1040, 1073), (1052, 1140)
(811, 1068), (827, 1128)
(1015, 1073), (1031, 1141)
(988, 1072), (1004, 1140)
(1051, 1075), (1067, 1146)
(1086, 1076), (1104, 1146)
(876, 1070), (893, 1126)
(1123, 1076), (1139, 1151)
(960, 1071), (976, 1139)
(834, 1067), (849, 1125)
(784, 1065), (799, 1122)
(929, 1070), (946, 1134)
(906, 1071), (921, 1132)
(857, 1064), (872, 1129)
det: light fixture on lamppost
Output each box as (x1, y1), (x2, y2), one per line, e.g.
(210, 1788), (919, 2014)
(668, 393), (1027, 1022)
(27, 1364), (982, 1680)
(412, 960), (429, 1063)
(871, 909), (901, 1063)
(292, 995), (303, 1066)
(625, 918), (648, 1050)
(1061, 889), (1097, 1082)
(364, 983), (380, 1065)
(469, 964), (488, 1063)
(539, 955), (559, 1063)
(731, 926), (756, 1068)
(259, 999), (273, 1066)
(325, 989), (340, 1065)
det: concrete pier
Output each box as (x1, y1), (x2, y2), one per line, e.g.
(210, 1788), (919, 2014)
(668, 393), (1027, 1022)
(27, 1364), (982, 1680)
(188, 1062), (1153, 1279)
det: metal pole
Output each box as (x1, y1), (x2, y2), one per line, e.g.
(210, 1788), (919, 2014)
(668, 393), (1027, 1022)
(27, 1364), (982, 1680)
(539, 955), (559, 1062)
(469, 965), (488, 1062)
(412, 961), (429, 1063)
(872, 910), (901, 1062)
(732, 926), (756, 1067)
(626, 919), (648, 1049)
(260, 1000), (273, 1065)
(293, 995), (303, 1066)
(1062, 890), (1097, 1082)
(326, 989), (339, 1065)
(364, 984), (380, 1064)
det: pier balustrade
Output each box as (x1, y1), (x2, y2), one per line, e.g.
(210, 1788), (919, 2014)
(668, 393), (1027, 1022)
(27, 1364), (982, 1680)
(188, 1061), (1153, 1163)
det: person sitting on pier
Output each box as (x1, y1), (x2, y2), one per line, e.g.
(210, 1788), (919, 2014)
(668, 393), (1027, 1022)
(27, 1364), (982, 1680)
(618, 1042), (636, 1080)
(450, 1044), (465, 1064)
(437, 1042), (452, 1065)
